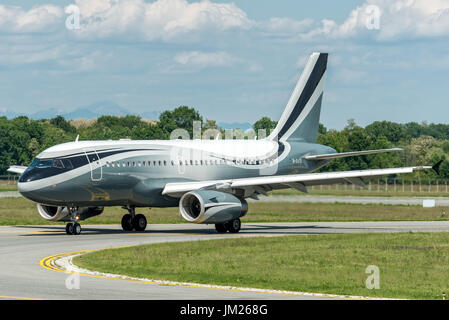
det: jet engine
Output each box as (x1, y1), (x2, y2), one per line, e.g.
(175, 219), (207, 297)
(179, 190), (248, 224)
(37, 204), (104, 222)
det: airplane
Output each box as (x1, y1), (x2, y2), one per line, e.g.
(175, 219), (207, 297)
(7, 52), (440, 235)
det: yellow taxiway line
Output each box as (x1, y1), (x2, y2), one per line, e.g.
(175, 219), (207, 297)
(0, 295), (44, 300)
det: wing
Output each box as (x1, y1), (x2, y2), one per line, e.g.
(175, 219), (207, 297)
(7, 165), (27, 175)
(162, 165), (434, 199)
(305, 148), (402, 161)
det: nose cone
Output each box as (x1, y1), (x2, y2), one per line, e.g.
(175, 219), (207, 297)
(17, 168), (43, 201)
(18, 169), (33, 184)
(19, 166), (50, 183)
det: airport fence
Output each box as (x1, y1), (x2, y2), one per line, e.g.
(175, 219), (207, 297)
(312, 178), (449, 193)
(0, 175), (18, 181)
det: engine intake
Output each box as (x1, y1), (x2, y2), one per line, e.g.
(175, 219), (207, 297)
(37, 204), (70, 221)
(37, 204), (104, 222)
(180, 190), (248, 224)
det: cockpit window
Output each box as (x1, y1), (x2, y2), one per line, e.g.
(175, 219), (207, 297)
(34, 158), (74, 169)
(36, 160), (53, 168)
(29, 158), (39, 167)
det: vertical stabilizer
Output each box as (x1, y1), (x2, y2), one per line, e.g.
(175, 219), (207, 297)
(268, 52), (328, 143)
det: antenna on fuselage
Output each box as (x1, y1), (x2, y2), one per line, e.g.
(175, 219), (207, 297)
(75, 135), (79, 142)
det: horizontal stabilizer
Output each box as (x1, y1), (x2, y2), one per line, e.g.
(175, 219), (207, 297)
(432, 160), (443, 175)
(7, 165), (27, 175)
(305, 148), (402, 161)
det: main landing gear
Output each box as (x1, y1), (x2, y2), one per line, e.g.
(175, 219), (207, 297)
(215, 218), (241, 234)
(66, 207), (82, 235)
(121, 206), (147, 232)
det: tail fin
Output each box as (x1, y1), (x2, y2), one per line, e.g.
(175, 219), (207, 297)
(268, 52), (328, 143)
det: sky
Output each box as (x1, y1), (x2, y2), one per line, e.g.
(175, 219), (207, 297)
(1, 0), (449, 129)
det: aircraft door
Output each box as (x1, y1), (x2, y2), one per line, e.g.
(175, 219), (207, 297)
(83, 148), (103, 181)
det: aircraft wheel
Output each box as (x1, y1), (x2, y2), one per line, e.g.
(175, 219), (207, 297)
(73, 223), (82, 235)
(227, 219), (241, 233)
(215, 223), (227, 233)
(133, 214), (147, 232)
(66, 223), (74, 235)
(121, 214), (133, 231)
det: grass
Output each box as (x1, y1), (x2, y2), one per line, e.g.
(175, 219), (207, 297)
(73, 232), (449, 300)
(1, 197), (449, 225)
(270, 187), (449, 198)
(0, 181), (18, 192)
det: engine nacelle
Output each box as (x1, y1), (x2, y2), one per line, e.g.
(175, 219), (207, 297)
(179, 190), (248, 224)
(37, 204), (104, 222)
(37, 204), (70, 221)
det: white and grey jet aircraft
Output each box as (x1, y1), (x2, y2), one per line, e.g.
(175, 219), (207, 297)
(8, 52), (440, 235)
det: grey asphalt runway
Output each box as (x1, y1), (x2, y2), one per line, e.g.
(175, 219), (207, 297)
(2, 221), (449, 300)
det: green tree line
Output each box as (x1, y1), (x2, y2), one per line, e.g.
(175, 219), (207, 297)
(1, 107), (447, 179)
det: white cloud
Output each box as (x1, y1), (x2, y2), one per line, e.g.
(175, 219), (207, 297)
(258, 17), (314, 37)
(0, 4), (63, 33)
(2, 0), (448, 42)
(335, 68), (368, 84)
(72, 0), (253, 41)
(174, 51), (238, 68)
(304, 0), (449, 41)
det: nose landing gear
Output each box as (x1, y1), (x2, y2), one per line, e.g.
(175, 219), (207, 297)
(66, 207), (82, 235)
(66, 222), (82, 235)
(121, 206), (147, 232)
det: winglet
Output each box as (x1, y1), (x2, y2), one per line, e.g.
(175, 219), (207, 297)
(432, 160), (443, 175)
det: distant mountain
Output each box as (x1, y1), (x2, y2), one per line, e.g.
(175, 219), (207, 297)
(0, 101), (161, 121)
(0, 103), (252, 129)
(140, 110), (162, 120)
(62, 101), (131, 120)
(29, 108), (66, 120)
(0, 110), (22, 119)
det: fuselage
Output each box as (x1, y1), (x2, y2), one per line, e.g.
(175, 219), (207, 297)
(17, 138), (335, 207)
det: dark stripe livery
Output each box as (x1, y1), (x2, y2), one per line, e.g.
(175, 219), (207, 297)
(276, 53), (327, 141)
